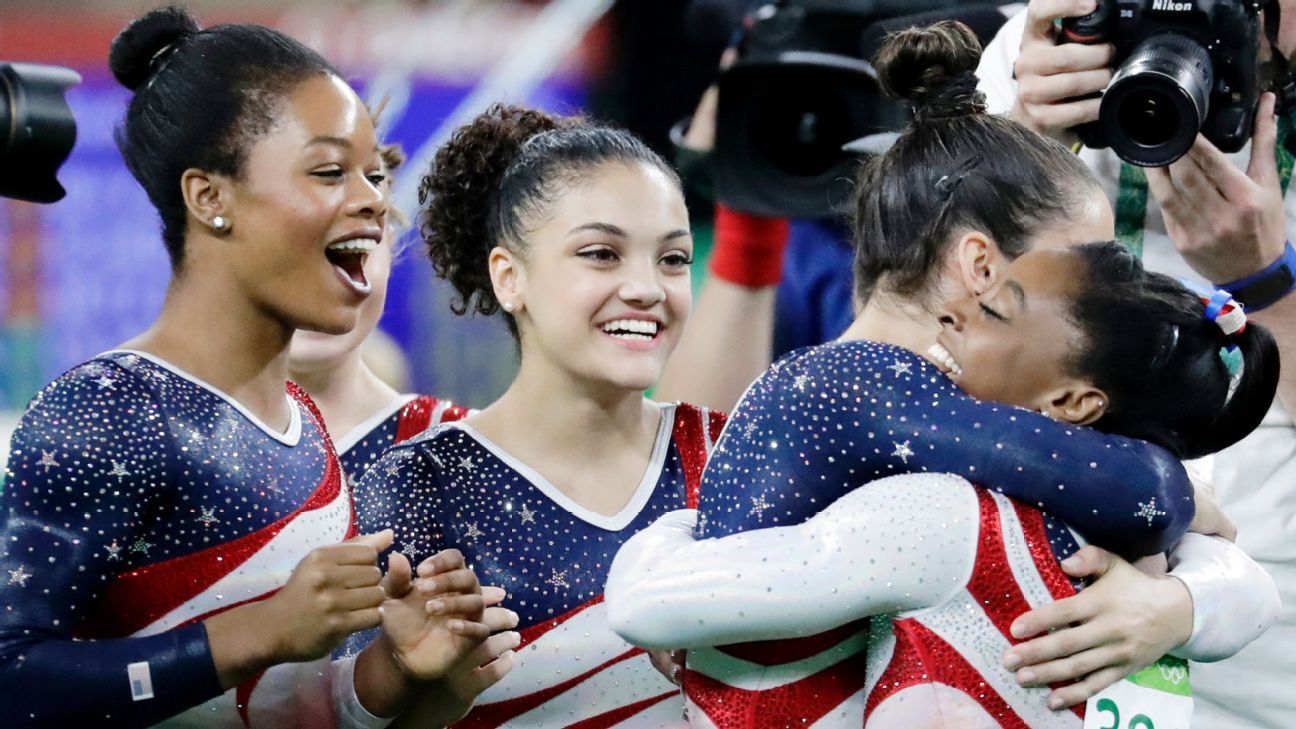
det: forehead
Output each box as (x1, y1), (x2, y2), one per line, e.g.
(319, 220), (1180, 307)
(271, 74), (372, 145)
(544, 162), (685, 225)
(1005, 248), (1083, 300)
(1027, 186), (1115, 253)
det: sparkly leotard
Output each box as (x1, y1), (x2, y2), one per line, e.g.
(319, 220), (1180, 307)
(0, 351), (382, 729)
(357, 402), (725, 728)
(641, 340), (1193, 728)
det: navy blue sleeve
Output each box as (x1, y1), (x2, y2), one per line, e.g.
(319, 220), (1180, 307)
(0, 364), (223, 728)
(698, 343), (1193, 558)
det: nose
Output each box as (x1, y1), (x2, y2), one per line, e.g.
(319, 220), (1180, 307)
(939, 298), (970, 331)
(346, 172), (389, 226)
(619, 259), (666, 307)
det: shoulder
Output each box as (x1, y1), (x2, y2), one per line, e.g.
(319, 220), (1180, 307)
(18, 355), (159, 427)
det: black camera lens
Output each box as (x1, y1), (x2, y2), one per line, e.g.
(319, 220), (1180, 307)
(1, 62), (81, 203)
(1099, 33), (1212, 167)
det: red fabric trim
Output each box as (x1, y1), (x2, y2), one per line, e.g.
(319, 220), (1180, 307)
(452, 647), (644, 728)
(708, 204), (790, 288)
(563, 690), (678, 729)
(684, 648), (867, 729)
(235, 671), (265, 728)
(671, 403), (709, 510)
(717, 618), (869, 667)
(395, 395), (469, 444)
(1012, 502), (1080, 603)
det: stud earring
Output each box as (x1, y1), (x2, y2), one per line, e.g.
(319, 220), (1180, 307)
(211, 216), (228, 232)
(502, 301), (514, 313)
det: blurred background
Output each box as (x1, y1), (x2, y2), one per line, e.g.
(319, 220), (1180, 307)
(0, 0), (729, 449)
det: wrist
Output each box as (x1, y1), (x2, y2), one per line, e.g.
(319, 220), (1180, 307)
(354, 633), (418, 718)
(1160, 574), (1197, 651)
(205, 600), (282, 690)
(1215, 241), (1296, 312)
(708, 203), (790, 288)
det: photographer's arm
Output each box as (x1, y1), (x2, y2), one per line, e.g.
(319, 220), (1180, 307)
(1146, 93), (1296, 412)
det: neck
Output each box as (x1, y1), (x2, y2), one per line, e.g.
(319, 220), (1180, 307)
(291, 351), (401, 441)
(839, 292), (940, 355)
(480, 349), (655, 458)
(124, 266), (296, 427)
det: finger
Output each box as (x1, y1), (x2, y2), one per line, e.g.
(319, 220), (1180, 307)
(346, 529), (395, 553)
(337, 565), (384, 589)
(1059, 544), (1119, 580)
(447, 619), (491, 643)
(482, 606), (521, 632)
(426, 594), (486, 616)
(1168, 152), (1227, 208)
(1026, 97), (1104, 130)
(382, 551), (412, 598)
(418, 568), (481, 596)
(1218, 516), (1239, 543)
(1014, 643), (1126, 686)
(339, 585), (388, 611)
(1186, 134), (1250, 200)
(482, 586), (507, 607)
(1026, 0), (1097, 41)
(470, 650), (516, 692)
(470, 631), (522, 668)
(416, 549), (466, 577)
(1048, 666), (1130, 709)
(346, 607), (384, 633)
(1006, 617), (1110, 668)
(1019, 42), (1114, 76)
(322, 543), (387, 567)
(1009, 591), (1099, 640)
(1248, 92), (1279, 187)
(1018, 68), (1112, 106)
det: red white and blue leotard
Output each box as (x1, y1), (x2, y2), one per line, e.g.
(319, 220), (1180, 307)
(358, 401), (725, 728)
(609, 340), (1198, 728)
(0, 351), (382, 729)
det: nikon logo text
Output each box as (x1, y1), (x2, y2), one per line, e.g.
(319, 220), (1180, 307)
(1152, 0), (1192, 10)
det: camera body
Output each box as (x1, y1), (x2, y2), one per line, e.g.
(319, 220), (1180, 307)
(1062, 0), (1263, 167)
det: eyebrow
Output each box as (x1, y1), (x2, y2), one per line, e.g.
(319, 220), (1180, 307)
(1006, 280), (1027, 310)
(569, 222), (692, 242)
(306, 136), (382, 155)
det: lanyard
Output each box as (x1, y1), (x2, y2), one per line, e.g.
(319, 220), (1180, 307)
(1113, 115), (1296, 258)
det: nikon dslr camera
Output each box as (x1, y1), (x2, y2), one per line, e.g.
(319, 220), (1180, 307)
(1062, 0), (1264, 167)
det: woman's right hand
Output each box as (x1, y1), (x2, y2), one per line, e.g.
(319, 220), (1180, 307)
(1011, 0), (1115, 143)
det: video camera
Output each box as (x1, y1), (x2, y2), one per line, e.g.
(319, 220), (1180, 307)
(710, 0), (1007, 219)
(1062, 0), (1270, 167)
(1, 61), (80, 203)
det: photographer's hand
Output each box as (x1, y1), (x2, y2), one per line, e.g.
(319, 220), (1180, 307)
(1146, 91), (1296, 412)
(1010, 0), (1115, 143)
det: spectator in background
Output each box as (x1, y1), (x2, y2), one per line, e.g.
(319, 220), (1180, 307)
(977, 2), (1296, 726)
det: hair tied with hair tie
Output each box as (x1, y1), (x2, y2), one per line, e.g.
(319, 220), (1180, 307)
(1181, 279), (1248, 336)
(935, 153), (984, 199)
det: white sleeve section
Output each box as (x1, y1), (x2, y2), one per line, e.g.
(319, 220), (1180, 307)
(1166, 533), (1281, 663)
(329, 656), (394, 729)
(975, 5), (1028, 116)
(605, 473), (981, 650)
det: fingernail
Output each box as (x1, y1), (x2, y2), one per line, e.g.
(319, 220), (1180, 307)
(1010, 621), (1027, 639)
(448, 619), (465, 632)
(424, 578), (437, 591)
(1018, 668), (1037, 684)
(1048, 695), (1064, 710)
(1061, 555), (1081, 570)
(509, 631), (522, 647)
(1003, 652), (1021, 669)
(427, 599), (445, 614)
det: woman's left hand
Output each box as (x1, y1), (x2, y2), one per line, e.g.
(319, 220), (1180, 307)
(1000, 545), (1193, 709)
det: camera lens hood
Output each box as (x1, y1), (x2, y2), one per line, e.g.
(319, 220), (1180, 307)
(1099, 32), (1212, 167)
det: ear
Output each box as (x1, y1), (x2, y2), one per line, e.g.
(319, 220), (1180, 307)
(488, 245), (525, 313)
(953, 231), (1010, 297)
(181, 168), (230, 233)
(1042, 383), (1109, 426)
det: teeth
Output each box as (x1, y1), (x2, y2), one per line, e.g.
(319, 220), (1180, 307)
(601, 319), (660, 336)
(928, 343), (963, 378)
(327, 238), (377, 253)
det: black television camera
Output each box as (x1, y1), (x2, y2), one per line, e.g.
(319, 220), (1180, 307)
(710, 0), (1007, 219)
(1062, 0), (1269, 167)
(1, 61), (80, 203)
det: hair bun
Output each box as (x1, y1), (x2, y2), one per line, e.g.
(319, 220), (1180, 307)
(874, 20), (985, 121)
(109, 5), (200, 91)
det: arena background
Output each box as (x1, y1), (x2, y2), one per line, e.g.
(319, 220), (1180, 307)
(0, 0), (725, 465)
